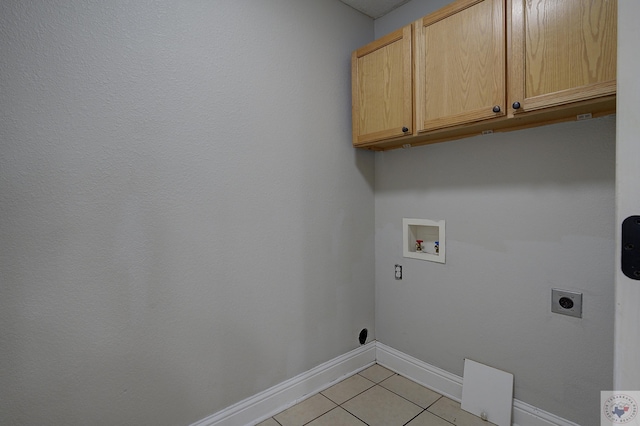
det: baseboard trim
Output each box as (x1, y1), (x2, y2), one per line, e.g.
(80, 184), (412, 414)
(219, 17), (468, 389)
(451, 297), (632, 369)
(192, 341), (579, 426)
(190, 342), (376, 426)
(512, 400), (580, 426)
(375, 342), (580, 426)
(375, 342), (463, 402)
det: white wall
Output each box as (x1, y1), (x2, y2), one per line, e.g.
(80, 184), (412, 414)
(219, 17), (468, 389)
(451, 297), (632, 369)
(615, 0), (640, 390)
(0, 2), (374, 425)
(374, 2), (615, 425)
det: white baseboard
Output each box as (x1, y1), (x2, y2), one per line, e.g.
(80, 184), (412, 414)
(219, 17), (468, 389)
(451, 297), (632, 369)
(375, 342), (464, 402)
(375, 342), (580, 426)
(192, 341), (579, 426)
(191, 342), (376, 426)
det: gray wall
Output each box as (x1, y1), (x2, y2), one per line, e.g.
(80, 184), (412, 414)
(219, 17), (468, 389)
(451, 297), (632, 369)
(0, 2), (374, 425)
(374, 2), (615, 425)
(0, 0), (618, 424)
(374, 0), (451, 36)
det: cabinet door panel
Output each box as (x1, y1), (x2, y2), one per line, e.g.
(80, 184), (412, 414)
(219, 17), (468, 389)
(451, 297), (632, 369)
(510, 0), (617, 113)
(415, 0), (505, 133)
(352, 25), (412, 145)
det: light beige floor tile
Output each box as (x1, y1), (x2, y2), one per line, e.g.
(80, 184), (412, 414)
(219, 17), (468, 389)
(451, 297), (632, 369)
(321, 374), (375, 405)
(358, 364), (395, 383)
(342, 385), (423, 426)
(255, 418), (281, 426)
(306, 407), (367, 426)
(379, 374), (443, 409)
(427, 397), (496, 426)
(406, 410), (455, 426)
(274, 394), (336, 426)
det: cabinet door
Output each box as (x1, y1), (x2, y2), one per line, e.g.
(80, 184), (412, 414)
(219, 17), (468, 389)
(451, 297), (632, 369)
(509, 0), (617, 114)
(352, 25), (412, 146)
(415, 0), (506, 133)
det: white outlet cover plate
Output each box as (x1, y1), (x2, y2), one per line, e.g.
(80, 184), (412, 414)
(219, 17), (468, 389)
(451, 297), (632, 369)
(461, 359), (513, 426)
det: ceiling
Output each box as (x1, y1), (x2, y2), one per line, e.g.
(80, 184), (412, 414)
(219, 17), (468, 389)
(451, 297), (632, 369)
(339, 0), (413, 19)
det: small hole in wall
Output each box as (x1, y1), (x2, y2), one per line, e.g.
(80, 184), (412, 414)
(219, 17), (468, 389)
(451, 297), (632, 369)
(359, 329), (367, 345)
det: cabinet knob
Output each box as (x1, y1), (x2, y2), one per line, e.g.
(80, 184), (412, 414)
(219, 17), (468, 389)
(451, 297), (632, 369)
(492, 105), (501, 113)
(512, 101), (521, 110)
(402, 127), (409, 133)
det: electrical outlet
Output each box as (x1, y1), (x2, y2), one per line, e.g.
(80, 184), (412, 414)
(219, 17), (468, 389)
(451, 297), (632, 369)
(551, 289), (582, 318)
(395, 264), (402, 280)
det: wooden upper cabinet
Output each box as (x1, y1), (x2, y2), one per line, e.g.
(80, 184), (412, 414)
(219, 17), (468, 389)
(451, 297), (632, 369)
(508, 0), (617, 114)
(352, 25), (413, 146)
(415, 0), (506, 133)
(349, 0), (617, 151)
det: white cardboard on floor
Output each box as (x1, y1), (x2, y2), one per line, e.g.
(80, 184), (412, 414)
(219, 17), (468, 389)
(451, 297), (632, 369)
(461, 358), (514, 426)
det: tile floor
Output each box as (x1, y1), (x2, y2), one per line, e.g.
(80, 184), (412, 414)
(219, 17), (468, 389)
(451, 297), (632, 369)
(256, 364), (495, 426)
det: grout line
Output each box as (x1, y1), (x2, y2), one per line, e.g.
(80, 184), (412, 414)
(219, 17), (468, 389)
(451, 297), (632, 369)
(401, 409), (426, 426)
(336, 405), (370, 426)
(268, 365), (468, 426)
(320, 375), (376, 406)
